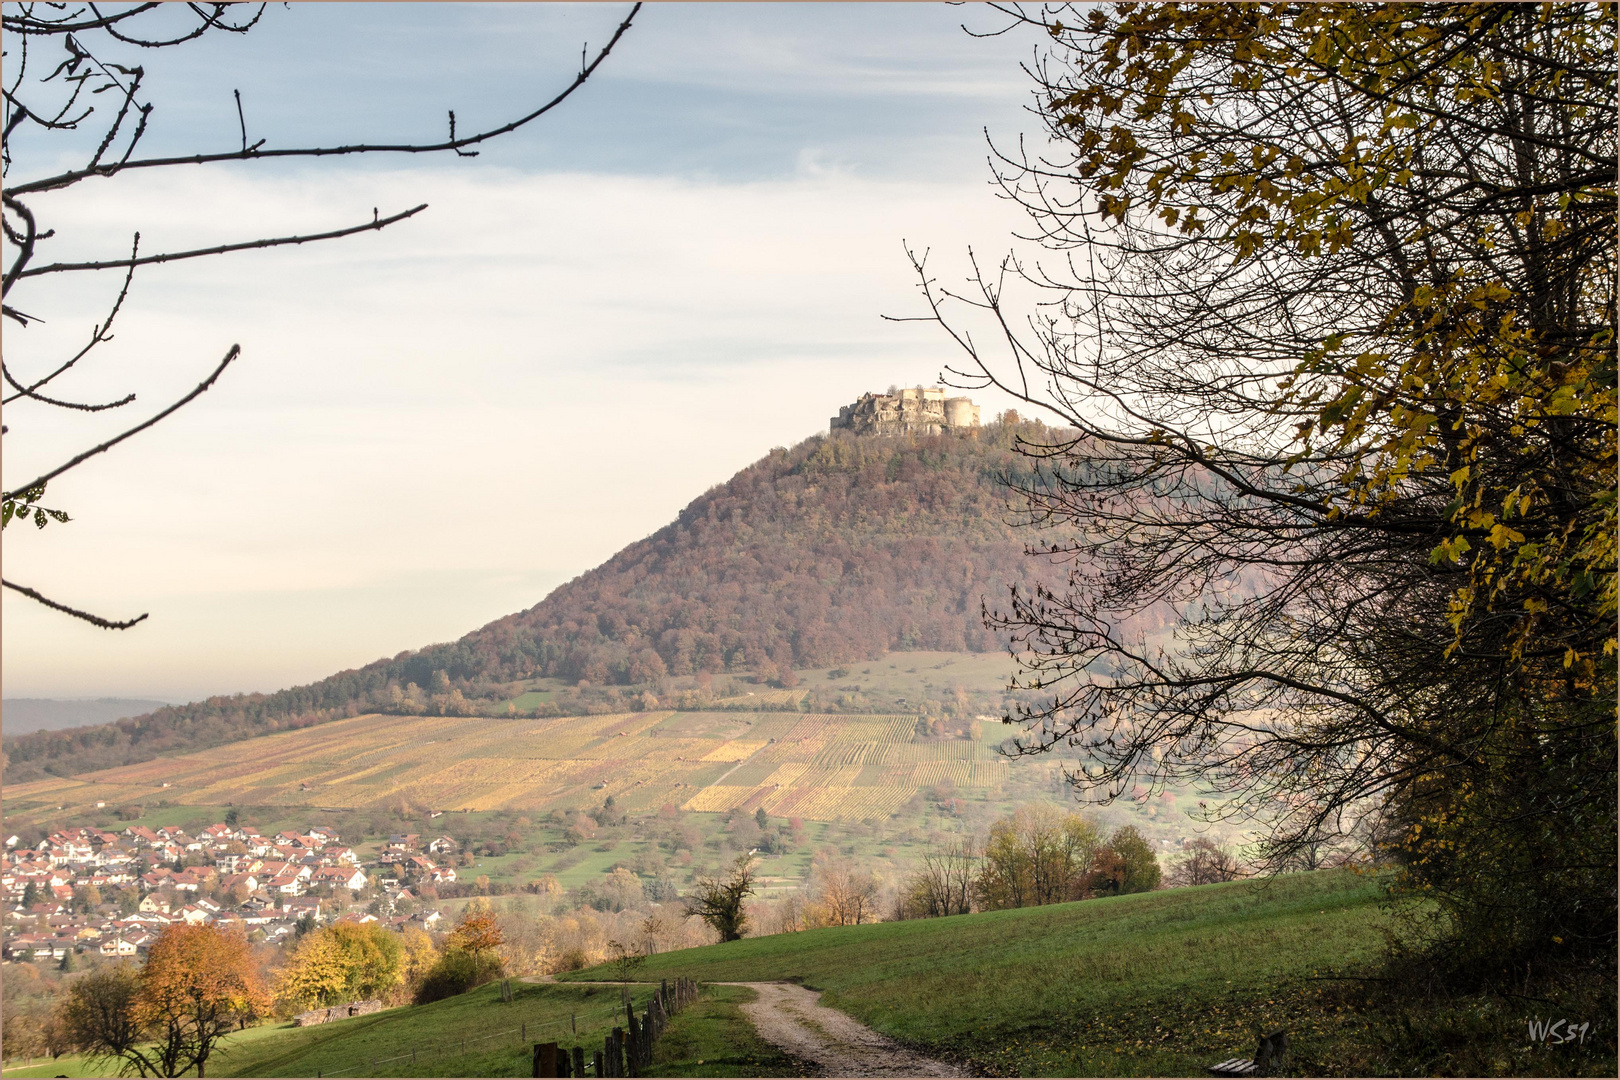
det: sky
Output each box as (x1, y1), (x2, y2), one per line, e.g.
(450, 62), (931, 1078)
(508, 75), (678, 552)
(2, 2), (1061, 703)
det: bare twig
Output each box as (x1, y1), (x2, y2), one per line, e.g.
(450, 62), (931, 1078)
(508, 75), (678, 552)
(0, 362), (134, 410)
(4, 3), (642, 198)
(4, 232), (141, 403)
(15, 205), (428, 277)
(3, 344), (241, 501)
(1, 578), (148, 629)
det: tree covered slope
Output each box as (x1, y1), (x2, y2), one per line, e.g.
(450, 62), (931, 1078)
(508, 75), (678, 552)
(468, 421), (1060, 683)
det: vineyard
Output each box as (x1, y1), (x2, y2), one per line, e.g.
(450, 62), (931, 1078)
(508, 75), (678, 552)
(678, 713), (1006, 820)
(2, 710), (1007, 825)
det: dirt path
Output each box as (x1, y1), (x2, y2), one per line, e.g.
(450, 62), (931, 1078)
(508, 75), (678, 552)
(722, 981), (965, 1077)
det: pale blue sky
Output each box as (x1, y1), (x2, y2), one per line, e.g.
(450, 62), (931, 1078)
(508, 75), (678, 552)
(2, 3), (1058, 702)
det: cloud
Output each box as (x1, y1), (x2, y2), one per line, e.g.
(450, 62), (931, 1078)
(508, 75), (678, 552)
(2, 163), (1037, 699)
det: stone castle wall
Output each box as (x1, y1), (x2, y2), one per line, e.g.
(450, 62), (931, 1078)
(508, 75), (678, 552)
(830, 387), (980, 436)
(294, 998), (385, 1026)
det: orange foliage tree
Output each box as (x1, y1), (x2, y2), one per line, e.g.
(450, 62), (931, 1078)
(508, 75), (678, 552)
(131, 924), (270, 1078)
(446, 910), (504, 960)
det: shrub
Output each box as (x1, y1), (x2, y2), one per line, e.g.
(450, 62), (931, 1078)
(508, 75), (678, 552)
(413, 947), (505, 1004)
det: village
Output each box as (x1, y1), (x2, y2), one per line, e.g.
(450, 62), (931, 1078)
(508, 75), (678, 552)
(0, 821), (459, 964)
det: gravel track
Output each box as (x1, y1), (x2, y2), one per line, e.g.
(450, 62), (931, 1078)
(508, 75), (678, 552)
(722, 981), (965, 1077)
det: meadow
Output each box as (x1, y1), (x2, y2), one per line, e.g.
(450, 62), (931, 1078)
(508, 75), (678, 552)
(0, 981), (654, 1079)
(573, 871), (1615, 1078)
(567, 870), (1389, 1076)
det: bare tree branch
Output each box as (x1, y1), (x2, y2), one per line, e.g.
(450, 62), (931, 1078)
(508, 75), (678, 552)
(4, 3), (642, 198)
(3, 344), (240, 501)
(14, 204), (429, 278)
(3, 233), (141, 403)
(1, 578), (148, 629)
(1, 3), (641, 633)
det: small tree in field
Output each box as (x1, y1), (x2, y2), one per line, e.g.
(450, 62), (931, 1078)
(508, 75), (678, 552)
(447, 910), (504, 961)
(61, 965), (145, 1071)
(685, 854), (757, 942)
(1167, 838), (1243, 888)
(1091, 827), (1162, 897)
(607, 939), (646, 983)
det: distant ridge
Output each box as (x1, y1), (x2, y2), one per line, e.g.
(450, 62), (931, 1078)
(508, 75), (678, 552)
(1, 698), (171, 736)
(3, 419), (1074, 782)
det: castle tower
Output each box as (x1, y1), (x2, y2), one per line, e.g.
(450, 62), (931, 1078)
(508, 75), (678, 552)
(943, 397), (980, 429)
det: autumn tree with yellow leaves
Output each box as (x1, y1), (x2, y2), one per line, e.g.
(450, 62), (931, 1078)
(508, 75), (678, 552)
(275, 921), (406, 1013)
(917, 2), (1614, 981)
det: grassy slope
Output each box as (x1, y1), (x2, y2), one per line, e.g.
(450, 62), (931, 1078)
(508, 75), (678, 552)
(0, 982), (654, 1079)
(0, 981), (811, 1080)
(574, 871), (1391, 1076)
(0, 1022), (294, 1079)
(594, 872), (1614, 1077)
(217, 981), (653, 1078)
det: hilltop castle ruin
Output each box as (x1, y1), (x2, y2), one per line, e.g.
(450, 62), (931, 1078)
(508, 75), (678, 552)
(830, 387), (980, 436)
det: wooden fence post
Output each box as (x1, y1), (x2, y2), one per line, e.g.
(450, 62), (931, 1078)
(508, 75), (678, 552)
(593, 1049), (605, 1078)
(533, 1041), (560, 1078)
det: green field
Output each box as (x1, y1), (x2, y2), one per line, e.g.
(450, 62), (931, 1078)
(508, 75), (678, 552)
(1, 981), (658, 1079)
(564, 870), (1386, 1076)
(0, 979), (810, 1079)
(571, 870), (1614, 1078)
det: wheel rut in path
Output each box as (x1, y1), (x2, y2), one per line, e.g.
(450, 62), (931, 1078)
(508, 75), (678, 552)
(722, 980), (965, 1077)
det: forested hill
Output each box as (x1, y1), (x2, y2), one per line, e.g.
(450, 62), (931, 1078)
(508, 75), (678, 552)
(475, 420), (1058, 681)
(4, 420), (1075, 782)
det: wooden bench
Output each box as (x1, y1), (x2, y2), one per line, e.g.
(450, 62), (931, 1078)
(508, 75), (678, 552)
(1208, 1030), (1288, 1077)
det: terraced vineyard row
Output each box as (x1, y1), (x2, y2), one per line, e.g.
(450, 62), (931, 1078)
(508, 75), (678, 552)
(3, 710), (1009, 825)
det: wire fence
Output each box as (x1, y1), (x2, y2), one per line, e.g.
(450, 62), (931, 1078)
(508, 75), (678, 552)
(314, 990), (630, 1078)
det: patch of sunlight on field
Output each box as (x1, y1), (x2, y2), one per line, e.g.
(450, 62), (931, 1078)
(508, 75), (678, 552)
(698, 740), (768, 762)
